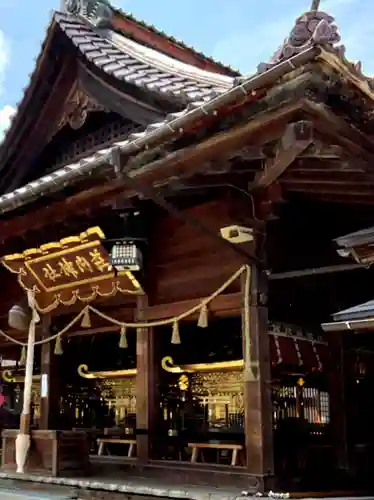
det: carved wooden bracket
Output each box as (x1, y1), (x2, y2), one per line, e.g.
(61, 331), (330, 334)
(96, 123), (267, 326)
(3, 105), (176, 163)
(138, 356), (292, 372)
(57, 83), (109, 133)
(253, 121), (314, 189)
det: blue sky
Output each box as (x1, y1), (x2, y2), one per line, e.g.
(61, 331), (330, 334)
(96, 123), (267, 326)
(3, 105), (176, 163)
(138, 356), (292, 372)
(0, 0), (370, 138)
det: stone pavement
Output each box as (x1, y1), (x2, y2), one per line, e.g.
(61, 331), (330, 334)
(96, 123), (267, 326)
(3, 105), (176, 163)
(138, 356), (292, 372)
(0, 472), (244, 500)
(0, 474), (373, 500)
(0, 484), (73, 499)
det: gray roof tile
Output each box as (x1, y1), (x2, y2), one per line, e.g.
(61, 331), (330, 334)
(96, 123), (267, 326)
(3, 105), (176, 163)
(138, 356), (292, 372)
(332, 299), (374, 322)
(54, 11), (234, 103)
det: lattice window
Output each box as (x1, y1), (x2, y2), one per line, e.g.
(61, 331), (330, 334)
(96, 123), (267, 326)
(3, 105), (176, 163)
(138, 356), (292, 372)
(319, 390), (330, 424)
(272, 385), (330, 425)
(302, 387), (330, 425)
(43, 114), (141, 174)
(53, 119), (139, 170)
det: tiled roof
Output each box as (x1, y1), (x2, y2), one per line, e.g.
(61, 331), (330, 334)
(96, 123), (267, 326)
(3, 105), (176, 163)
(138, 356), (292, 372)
(332, 299), (374, 322)
(55, 11), (234, 103)
(334, 226), (374, 249)
(0, 46), (320, 215)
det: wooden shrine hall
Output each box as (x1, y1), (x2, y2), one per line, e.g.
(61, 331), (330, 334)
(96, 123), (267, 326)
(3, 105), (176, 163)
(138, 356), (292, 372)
(1, 0), (374, 495)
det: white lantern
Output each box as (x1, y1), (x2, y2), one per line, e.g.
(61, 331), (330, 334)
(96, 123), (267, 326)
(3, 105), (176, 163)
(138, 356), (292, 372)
(109, 240), (142, 272)
(8, 302), (31, 331)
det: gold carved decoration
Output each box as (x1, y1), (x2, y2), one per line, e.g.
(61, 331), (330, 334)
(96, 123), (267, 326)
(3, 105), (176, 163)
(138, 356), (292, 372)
(2, 370), (40, 384)
(78, 364), (136, 379)
(57, 84), (108, 132)
(178, 374), (189, 391)
(98, 378), (136, 422)
(192, 370), (243, 394)
(161, 356), (243, 374)
(161, 357), (245, 417)
(78, 367), (137, 424)
(1, 226), (143, 312)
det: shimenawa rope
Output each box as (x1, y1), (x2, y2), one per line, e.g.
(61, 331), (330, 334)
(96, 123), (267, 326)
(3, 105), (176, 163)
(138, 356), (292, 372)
(0, 266), (251, 362)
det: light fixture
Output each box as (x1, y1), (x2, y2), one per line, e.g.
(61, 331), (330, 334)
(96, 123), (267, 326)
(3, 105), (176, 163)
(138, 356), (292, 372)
(8, 300), (31, 331)
(107, 238), (144, 272)
(220, 225), (254, 244)
(297, 377), (305, 387)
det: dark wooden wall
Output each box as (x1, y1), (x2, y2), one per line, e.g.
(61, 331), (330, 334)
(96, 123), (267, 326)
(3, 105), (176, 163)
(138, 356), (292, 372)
(148, 200), (243, 305)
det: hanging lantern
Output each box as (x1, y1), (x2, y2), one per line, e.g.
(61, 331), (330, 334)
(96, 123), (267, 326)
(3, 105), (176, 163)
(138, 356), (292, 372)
(8, 300), (31, 331)
(107, 238), (143, 272)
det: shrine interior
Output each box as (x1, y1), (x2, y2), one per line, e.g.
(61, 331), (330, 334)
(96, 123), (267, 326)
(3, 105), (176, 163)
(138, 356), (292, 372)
(2, 191), (374, 490)
(2, 0), (374, 490)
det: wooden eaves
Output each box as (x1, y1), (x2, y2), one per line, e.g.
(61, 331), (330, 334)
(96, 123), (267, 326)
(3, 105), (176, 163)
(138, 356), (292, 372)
(0, 47), (319, 220)
(2, 39), (374, 241)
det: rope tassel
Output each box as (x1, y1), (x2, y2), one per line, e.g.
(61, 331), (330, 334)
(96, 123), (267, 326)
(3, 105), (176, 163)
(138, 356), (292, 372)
(171, 321), (181, 344)
(197, 304), (209, 328)
(81, 307), (91, 328)
(0, 267), (249, 359)
(19, 346), (26, 366)
(54, 335), (63, 355)
(119, 325), (128, 349)
(33, 308), (40, 324)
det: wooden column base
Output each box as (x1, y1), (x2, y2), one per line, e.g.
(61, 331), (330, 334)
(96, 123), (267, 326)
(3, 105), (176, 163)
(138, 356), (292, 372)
(2, 430), (90, 477)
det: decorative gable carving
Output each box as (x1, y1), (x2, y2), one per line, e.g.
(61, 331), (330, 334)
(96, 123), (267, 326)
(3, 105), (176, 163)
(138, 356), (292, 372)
(63, 0), (114, 28)
(57, 83), (109, 133)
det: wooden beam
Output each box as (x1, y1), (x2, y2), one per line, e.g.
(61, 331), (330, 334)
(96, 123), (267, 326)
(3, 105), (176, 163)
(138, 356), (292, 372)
(0, 102), (302, 245)
(1, 55), (76, 193)
(269, 263), (366, 280)
(328, 332), (350, 471)
(79, 64), (165, 126)
(284, 185), (374, 197)
(135, 294), (157, 463)
(298, 142), (341, 159)
(126, 101), (301, 187)
(290, 158), (367, 174)
(145, 293), (241, 321)
(252, 121), (314, 189)
(241, 230), (274, 489)
(118, 169), (261, 266)
(39, 316), (60, 430)
(297, 192), (374, 205)
(319, 48), (374, 103)
(110, 149), (261, 266)
(303, 99), (374, 162)
(282, 178), (374, 189)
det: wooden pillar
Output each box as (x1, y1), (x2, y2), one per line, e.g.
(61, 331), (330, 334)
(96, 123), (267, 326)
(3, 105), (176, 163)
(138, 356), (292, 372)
(136, 294), (158, 462)
(39, 316), (60, 430)
(328, 332), (349, 471)
(242, 231), (274, 490)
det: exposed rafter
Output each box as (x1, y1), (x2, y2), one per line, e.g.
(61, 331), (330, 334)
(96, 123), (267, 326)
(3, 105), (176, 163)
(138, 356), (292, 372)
(251, 121), (314, 189)
(109, 148), (262, 266)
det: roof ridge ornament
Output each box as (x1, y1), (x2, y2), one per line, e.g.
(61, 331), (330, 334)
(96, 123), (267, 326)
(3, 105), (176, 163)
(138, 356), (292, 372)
(63, 0), (114, 27)
(257, 7), (341, 73)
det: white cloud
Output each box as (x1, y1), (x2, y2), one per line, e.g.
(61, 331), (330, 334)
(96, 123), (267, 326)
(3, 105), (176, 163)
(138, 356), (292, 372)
(0, 105), (16, 142)
(0, 30), (9, 95)
(0, 28), (12, 142)
(0, 27), (14, 142)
